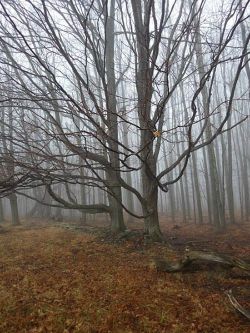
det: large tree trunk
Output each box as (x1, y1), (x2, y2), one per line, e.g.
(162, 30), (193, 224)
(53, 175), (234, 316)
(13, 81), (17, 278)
(107, 169), (126, 233)
(130, 1), (163, 239)
(42, 189), (52, 219)
(142, 186), (162, 241)
(139, 135), (163, 240)
(141, 145), (163, 240)
(109, 192), (126, 233)
(9, 193), (20, 225)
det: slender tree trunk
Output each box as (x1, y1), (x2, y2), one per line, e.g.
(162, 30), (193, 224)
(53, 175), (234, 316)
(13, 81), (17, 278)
(214, 136), (226, 221)
(27, 201), (40, 217)
(173, 113), (187, 222)
(226, 116), (235, 223)
(221, 77), (235, 223)
(202, 146), (212, 224)
(0, 199), (4, 224)
(105, 0), (125, 233)
(180, 83), (202, 223)
(43, 189), (52, 219)
(77, 136), (86, 224)
(163, 143), (176, 222)
(190, 163), (197, 224)
(121, 109), (135, 221)
(191, 153), (203, 224)
(239, 126), (250, 220)
(239, 1), (250, 99)
(194, 37), (224, 228)
(234, 129), (244, 221)
(183, 165), (191, 220)
(189, 0), (225, 229)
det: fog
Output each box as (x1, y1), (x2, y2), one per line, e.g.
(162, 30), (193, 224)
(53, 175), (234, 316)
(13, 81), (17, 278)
(0, 0), (249, 236)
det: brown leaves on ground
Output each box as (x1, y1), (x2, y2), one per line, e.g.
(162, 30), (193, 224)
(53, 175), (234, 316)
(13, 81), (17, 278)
(0, 222), (249, 333)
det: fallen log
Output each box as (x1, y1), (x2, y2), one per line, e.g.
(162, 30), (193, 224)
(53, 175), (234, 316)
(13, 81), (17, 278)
(152, 249), (250, 273)
(152, 250), (250, 320)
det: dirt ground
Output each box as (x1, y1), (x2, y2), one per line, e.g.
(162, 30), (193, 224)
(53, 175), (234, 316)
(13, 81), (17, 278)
(0, 218), (249, 332)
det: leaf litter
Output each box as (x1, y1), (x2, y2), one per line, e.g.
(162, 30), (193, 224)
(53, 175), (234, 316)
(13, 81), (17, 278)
(0, 222), (249, 333)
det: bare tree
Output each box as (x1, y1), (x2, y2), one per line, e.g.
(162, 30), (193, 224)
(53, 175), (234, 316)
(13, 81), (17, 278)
(0, 0), (249, 238)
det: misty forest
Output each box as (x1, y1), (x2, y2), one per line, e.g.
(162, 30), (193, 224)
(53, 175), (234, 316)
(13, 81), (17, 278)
(0, 0), (249, 332)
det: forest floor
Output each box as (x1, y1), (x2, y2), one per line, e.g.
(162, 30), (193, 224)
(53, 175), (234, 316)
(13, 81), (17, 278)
(0, 219), (249, 333)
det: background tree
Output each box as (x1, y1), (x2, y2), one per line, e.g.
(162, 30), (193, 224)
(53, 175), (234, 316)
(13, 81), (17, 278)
(0, 0), (249, 237)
